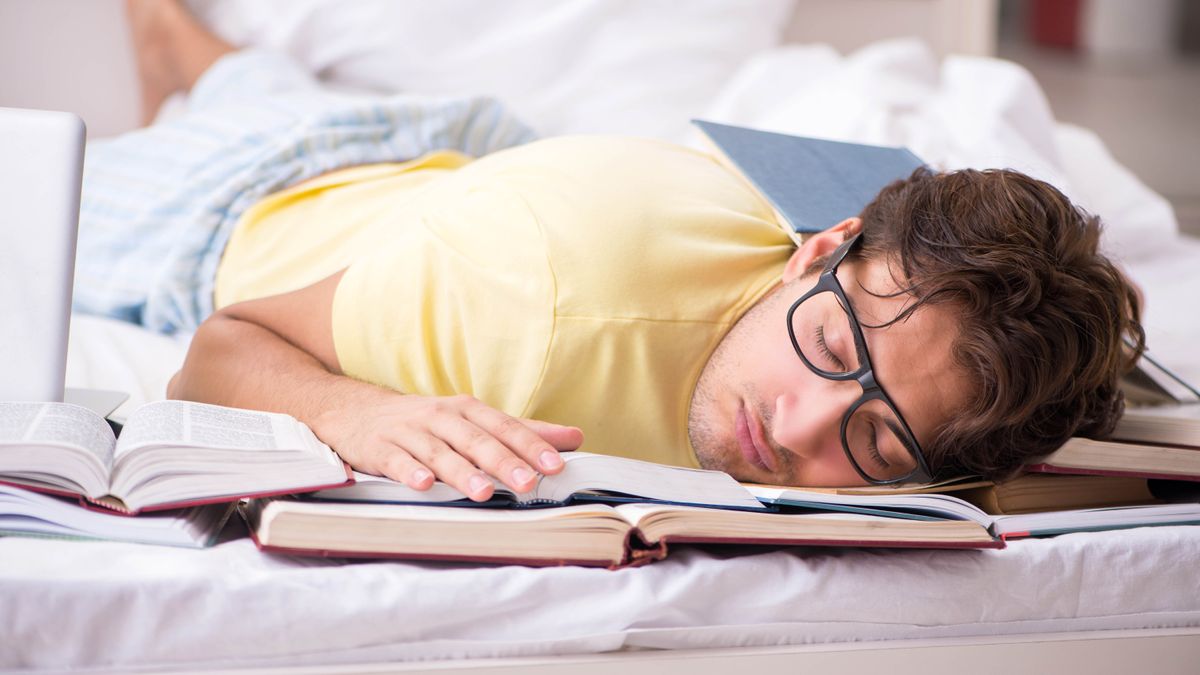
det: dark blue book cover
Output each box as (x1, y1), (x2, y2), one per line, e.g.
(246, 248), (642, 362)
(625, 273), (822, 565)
(692, 120), (925, 236)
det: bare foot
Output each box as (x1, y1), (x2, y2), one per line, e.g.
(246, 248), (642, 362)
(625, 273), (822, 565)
(126, 0), (186, 125)
(126, 0), (235, 126)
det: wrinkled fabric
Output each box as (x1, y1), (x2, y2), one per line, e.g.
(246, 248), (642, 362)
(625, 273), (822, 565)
(2, 527), (1199, 670)
(75, 49), (535, 334)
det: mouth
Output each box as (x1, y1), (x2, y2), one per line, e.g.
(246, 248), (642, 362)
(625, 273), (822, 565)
(735, 401), (778, 473)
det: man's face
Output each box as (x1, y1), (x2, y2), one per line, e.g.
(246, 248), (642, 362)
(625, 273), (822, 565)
(688, 223), (970, 486)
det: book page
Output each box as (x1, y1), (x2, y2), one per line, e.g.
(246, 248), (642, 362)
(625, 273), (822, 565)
(0, 401), (115, 472)
(746, 484), (994, 526)
(313, 471), (485, 503)
(108, 401), (345, 512)
(531, 452), (765, 510)
(114, 400), (321, 458)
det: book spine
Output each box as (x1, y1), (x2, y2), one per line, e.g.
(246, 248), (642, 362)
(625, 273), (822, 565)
(614, 537), (669, 570)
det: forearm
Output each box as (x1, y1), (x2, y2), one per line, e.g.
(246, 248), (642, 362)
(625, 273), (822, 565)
(168, 313), (389, 426)
(169, 300), (580, 500)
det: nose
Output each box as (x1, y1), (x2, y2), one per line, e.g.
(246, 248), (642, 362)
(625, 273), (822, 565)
(771, 379), (860, 460)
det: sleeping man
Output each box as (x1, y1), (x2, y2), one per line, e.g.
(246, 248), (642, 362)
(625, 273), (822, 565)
(96, 0), (1144, 500)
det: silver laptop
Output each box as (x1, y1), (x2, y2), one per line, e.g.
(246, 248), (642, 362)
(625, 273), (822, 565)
(0, 106), (125, 415)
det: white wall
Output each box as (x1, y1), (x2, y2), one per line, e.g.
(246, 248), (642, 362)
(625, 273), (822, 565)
(786, 0), (998, 57)
(0, 0), (140, 139)
(0, 0), (999, 140)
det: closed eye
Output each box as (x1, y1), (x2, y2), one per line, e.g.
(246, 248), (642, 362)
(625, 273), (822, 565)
(866, 424), (890, 470)
(815, 325), (848, 371)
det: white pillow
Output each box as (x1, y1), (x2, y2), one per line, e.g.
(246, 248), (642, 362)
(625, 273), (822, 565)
(190, 0), (796, 141)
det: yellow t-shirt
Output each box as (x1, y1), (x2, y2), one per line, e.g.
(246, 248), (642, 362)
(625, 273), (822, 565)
(215, 136), (794, 468)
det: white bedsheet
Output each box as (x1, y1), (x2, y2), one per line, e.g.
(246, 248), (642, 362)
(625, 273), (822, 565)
(4, 524), (1200, 670)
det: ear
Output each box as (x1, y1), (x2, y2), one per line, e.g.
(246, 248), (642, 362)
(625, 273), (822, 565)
(782, 217), (863, 283)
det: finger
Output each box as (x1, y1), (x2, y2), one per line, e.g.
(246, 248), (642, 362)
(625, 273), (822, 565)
(518, 418), (584, 453)
(367, 445), (436, 491)
(429, 414), (540, 493)
(394, 428), (497, 502)
(461, 405), (565, 478)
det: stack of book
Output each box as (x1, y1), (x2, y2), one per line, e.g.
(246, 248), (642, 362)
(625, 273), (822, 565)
(1, 390), (1199, 568)
(0, 399), (352, 548)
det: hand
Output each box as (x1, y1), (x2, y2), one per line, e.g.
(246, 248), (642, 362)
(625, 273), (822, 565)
(310, 391), (584, 502)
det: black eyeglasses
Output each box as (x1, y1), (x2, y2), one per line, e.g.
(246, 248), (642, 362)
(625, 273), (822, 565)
(785, 233), (933, 485)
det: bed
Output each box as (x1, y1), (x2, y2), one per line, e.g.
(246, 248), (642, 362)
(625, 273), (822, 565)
(3, 1), (1200, 672)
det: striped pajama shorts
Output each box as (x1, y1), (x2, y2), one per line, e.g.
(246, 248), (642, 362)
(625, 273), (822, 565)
(74, 49), (535, 334)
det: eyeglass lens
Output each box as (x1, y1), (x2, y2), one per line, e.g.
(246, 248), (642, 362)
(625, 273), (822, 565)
(791, 290), (918, 481)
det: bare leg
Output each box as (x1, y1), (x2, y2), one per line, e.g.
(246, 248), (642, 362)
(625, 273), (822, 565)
(126, 0), (237, 126)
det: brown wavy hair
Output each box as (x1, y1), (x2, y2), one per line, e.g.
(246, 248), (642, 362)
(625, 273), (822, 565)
(855, 167), (1145, 481)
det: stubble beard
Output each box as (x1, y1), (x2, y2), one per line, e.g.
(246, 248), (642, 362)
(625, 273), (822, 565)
(688, 283), (783, 475)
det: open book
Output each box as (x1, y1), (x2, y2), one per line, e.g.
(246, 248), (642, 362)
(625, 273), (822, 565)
(312, 451), (765, 510)
(1120, 348), (1200, 406)
(248, 446), (1200, 565)
(749, 485), (1200, 540)
(244, 498), (1001, 568)
(248, 452), (1003, 565)
(0, 400), (351, 514)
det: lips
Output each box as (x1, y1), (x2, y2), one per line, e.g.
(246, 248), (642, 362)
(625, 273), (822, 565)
(735, 402), (777, 473)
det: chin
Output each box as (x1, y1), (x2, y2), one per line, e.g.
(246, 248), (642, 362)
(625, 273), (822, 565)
(694, 442), (771, 483)
(691, 435), (736, 474)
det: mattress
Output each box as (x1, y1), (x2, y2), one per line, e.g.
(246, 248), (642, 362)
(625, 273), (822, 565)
(3, 522), (1199, 670)
(12, 294), (1200, 670)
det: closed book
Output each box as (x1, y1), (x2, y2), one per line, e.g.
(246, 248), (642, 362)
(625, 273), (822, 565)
(1026, 435), (1200, 482)
(1111, 403), (1200, 448)
(950, 474), (1158, 515)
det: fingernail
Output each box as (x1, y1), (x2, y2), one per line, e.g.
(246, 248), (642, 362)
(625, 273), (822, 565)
(412, 468), (433, 485)
(540, 450), (563, 471)
(512, 467), (535, 486)
(469, 474), (491, 496)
